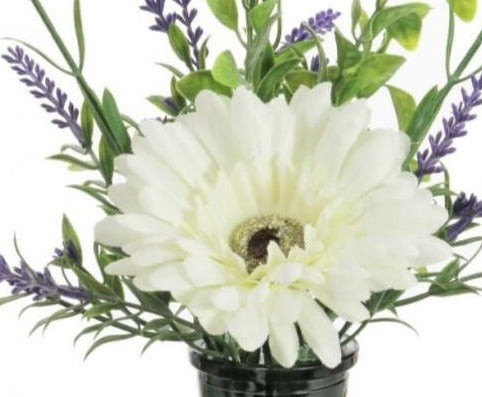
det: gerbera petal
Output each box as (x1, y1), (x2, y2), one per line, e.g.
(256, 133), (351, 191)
(298, 297), (341, 369)
(228, 305), (269, 352)
(269, 323), (299, 368)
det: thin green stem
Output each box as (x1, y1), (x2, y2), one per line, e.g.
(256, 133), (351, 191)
(341, 322), (368, 345)
(394, 292), (431, 307)
(272, 0), (283, 50)
(445, 8), (455, 80)
(30, 0), (124, 156)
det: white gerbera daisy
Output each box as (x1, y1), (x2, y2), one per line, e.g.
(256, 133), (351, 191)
(95, 84), (451, 368)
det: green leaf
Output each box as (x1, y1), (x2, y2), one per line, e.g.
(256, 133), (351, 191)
(256, 58), (300, 102)
(99, 136), (114, 186)
(147, 96), (179, 117)
(30, 306), (82, 335)
(176, 70), (232, 101)
(101, 90), (131, 154)
(275, 39), (317, 64)
(206, 0), (238, 31)
(335, 54), (405, 103)
(71, 266), (116, 299)
(0, 294), (29, 307)
(285, 70), (318, 93)
(124, 279), (171, 316)
(448, 0), (478, 22)
(84, 334), (135, 360)
(246, 15), (278, 81)
(156, 62), (184, 78)
(370, 3), (431, 39)
(73, 0), (85, 70)
(48, 154), (97, 171)
(351, 0), (362, 33)
(387, 13), (423, 50)
(83, 303), (117, 318)
(70, 184), (119, 213)
(369, 290), (404, 314)
(335, 31), (362, 71)
(80, 101), (93, 148)
(387, 85), (416, 131)
(62, 214), (83, 265)
(168, 24), (192, 67)
(249, 0), (278, 33)
(74, 324), (104, 345)
(198, 37), (210, 70)
(405, 85), (439, 153)
(212, 50), (243, 89)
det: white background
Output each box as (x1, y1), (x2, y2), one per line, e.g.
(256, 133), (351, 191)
(1, 1), (482, 396)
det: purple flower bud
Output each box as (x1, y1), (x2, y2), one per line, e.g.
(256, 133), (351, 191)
(417, 75), (482, 178)
(2, 46), (84, 146)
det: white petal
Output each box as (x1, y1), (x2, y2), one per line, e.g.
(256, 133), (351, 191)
(210, 286), (241, 312)
(269, 323), (299, 368)
(228, 305), (269, 352)
(414, 237), (452, 266)
(94, 214), (173, 247)
(298, 297), (341, 368)
(184, 256), (228, 286)
(339, 129), (410, 196)
(198, 310), (228, 335)
(147, 263), (192, 292)
(105, 258), (139, 276)
(270, 262), (304, 285)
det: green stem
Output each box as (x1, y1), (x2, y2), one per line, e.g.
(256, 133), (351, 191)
(341, 321), (368, 345)
(272, 0), (283, 50)
(394, 292), (431, 307)
(445, 8), (455, 80)
(30, 0), (123, 156)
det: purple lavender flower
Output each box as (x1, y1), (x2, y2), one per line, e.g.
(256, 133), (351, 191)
(2, 46), (84, 146)
(285, 9), (341, 44)
(53, 240), (79, 263)
(0, 256), (89, 301)
(141, 0), (204, 69)
(141, 0), (177, 32)
(417, 75), (482, 178)
(447, 193), (482, 241)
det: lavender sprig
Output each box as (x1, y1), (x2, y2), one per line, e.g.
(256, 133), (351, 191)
(173, 0), (204, 69)
(417, 75), (482, 178)
(141, 0), (204, 69)
(285, 9), (341, 45)
(447, 193), (482, 241)
(0, 256), (89, 301)
(141, 0), (176, 33)
(2, 46), (84, 146)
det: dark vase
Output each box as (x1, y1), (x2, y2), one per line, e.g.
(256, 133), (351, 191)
(189, 341), (358, 397)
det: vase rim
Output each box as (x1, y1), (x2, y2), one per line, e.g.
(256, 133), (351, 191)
(190, 341), (359, 381)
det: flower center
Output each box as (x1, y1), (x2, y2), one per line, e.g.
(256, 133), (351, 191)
(230, 215), (304, 273)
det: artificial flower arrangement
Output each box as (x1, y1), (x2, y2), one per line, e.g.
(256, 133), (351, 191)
(1, 0), (482, 395)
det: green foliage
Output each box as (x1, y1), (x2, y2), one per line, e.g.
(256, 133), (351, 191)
(62, 214), (83, 265)
(334, 53), (405, 104)
(176, 70), (232, 101)
(98, 136), (114, 186)
(168, 24), (192, 68)
(212, 50), (243, 89)
(101, 89), (131, 154)
(285, 70), (318, 93)
(249, 0), (278, 33)
(48, 154), (97, 171)
(387, 85), (417, 131)
(335, 31), (362, 71)
(368, 3), (431, 41)
(73, 0), (85, 70)
(448, 0), (478, 22)
(206, 0), (238, 31)
(80, 101), (93, 148)
(256, 58), (300, 102)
